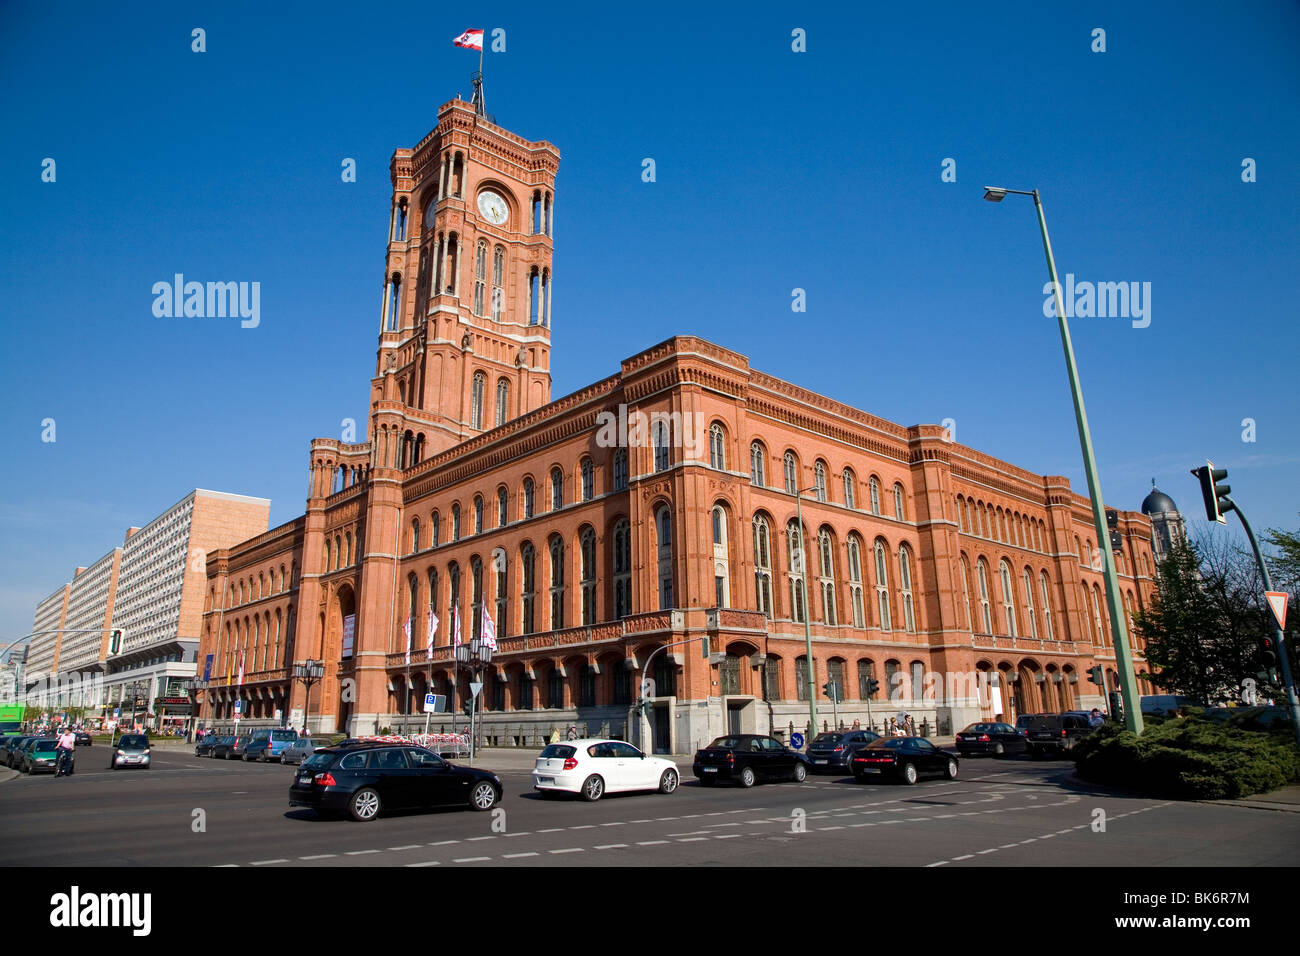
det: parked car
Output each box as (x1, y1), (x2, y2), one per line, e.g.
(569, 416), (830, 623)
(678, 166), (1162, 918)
(1024, 712), (1097, 758)
(1140, 695), (1197, 718)
(194, 735), (222, 757)
(281, 736), (331, 766)
(229, 735), (254, 760)
(806, 730), (882, 773)
(2, 736), (34, 768)
(108, 733), (152, 769)
(289, 742), (502, 821)
(692, 734), (812, 788)
(22, 739), (61, 775)
(532, 739), (679, 801)
(850, 737), (959, 784)
(955, 722), (1028, 758)
(209, 736), (240, 759)
(244, 729), (299, 762)
(74, 731), (92, 747)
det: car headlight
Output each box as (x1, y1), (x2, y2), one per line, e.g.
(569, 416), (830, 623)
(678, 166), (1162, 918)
(142, 749), (150, 755)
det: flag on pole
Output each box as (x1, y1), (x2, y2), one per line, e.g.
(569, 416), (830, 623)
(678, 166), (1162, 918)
(404, 616), (412, 665)
(453, 29), (484, 50)
(427, 609), (439, 657)
(452, 604), (462, 647)
(481, 605), (497, 651)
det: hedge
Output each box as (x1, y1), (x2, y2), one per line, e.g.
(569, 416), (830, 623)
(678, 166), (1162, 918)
(1073, 714), (1300, 800)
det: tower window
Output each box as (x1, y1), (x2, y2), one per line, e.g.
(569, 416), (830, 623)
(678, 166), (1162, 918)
(471, 372), (485, 430)
(496, 378), (509, 427)
(581, 458), (594, 501)
(473, 239), (487, 316)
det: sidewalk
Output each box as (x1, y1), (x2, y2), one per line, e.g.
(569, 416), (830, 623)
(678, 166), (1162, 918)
(1200, 784), (1300, 813)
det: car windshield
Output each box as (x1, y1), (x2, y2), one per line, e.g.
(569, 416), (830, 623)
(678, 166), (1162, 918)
(33, 740), (58, 753)
(119, 735), (147, 748)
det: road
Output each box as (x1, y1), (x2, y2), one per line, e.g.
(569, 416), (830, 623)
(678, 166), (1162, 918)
(1, 746), (1296, 867)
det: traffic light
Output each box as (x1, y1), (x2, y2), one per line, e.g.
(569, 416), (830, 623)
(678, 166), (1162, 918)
(1086, 665), (1103, 686)
(1190, 461), (1233, 524)
(866, 677), (880, 697)
(107, 628), (125, 656)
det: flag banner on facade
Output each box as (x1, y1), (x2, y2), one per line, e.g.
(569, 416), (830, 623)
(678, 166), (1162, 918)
(237, 650), (245, 687)
(452, 605), (462, 647)
(404, 616), (412, 665)
(453, 29), (483, 50)
(427, 609), (439, 657)
(481, 606), (497, 651)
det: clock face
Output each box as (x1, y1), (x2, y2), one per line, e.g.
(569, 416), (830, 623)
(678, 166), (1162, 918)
(477, 190), (509, 226)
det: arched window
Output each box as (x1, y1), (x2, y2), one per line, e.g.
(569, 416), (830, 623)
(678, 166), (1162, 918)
(548, 535), (565, 630)
(654, 422), (670, 472)
(470, 372), (486, 430)
(1023, 568), (1038, 638)
(491, 246), (505, 321)
(976, 559), (992, 633)
(843, 468), (856, 509)
(712, 505), (730, 608)
(869, 478), (881, 515)
(894, 484), (905, 521)
(999, 560), (1017, 636)
(427, 568), (440, 640)
(494, 553), (508, 641)
(750, 442), (766, 487)
(411, 517), (420, 553)
(1092, 585), (1107, 645)
(496, 378), (509, 427)
(818, 529), (837, 625)
(709, 423), (726, 470)
(1040, 572), (1055, 640)
(451, 502), (461, 541)
(447, 562), (461, 640)
(783, 452), (798, 494)
(550, 467), (563, 511)
(788, 520), (807, 624)
(959, 556), (973, 630)
(430, 511), (441, 547)
(814, 461), (828, 503)
(520, 544), (536, 634)
(858, 659), (878, 699)
(345, 532), (353, 565)
(581, 458), (594, 501)
(473, 239), (487, 316)
(847, 534), (865, 628)
(580, 527), (596, 625)
(473, 496), (483, 535)
(323, 539), (331, 571)
(613, 448), (628, 491)
(874, 540), (892, 630)
(753, 515), (773, 619)
(613, 519), (632, 619)
(522, 478), (535, 519)
(497, 487), (508, 527)
(656, 506), (674, 609)
(898, 545), (915, 633)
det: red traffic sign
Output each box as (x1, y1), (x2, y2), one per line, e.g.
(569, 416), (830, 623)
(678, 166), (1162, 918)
(1265, 592), (1288, 631)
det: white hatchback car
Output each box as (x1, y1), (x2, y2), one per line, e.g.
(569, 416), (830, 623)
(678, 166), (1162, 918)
(532, 739), (679, 801)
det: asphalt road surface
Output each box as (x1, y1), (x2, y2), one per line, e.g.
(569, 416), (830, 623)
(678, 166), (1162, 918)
(2, 747), (1296, 867)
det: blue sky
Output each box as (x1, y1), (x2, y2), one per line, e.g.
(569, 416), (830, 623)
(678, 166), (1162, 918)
(1, 1), (1297, 643)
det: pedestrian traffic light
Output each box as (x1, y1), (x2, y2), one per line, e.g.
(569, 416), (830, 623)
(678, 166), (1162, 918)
(1190, 461), (1233, 525)
(107, 628), (124, 656)
(822, 682), (839, 702)
(1087, 665), (1103, 686)
(1260, 636), (1278, 670)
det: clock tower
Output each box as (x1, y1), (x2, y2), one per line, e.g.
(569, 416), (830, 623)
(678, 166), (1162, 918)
(373, 96), (560, 463)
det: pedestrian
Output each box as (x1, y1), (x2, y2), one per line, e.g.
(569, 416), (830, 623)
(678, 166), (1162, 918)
(1088, 708), (1105, 728)
(55, 727), (76, 777)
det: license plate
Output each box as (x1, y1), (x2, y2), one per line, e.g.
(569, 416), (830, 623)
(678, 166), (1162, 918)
(814, 759), (828, 764)
(701, 767), (718, 773)
(860, 768), (881, 774)
(298, 775), (312, 784)
(537, 776), (554, 784)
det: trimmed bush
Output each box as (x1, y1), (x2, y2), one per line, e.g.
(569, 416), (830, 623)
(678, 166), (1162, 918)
(1073, 715), (1300, 800)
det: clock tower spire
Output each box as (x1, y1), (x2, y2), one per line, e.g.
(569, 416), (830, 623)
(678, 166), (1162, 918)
(371, 98), (560, 464)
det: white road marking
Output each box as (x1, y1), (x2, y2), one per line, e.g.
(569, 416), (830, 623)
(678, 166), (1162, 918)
(453, 856), (491, 863)
(251, 859), (289, 865)
(550, 848), (584, 854)
(389, 845), (423, 851)
(637, 840), (669, 846)
(300, 853), (336, 860)
(503, 852), (538, 859)
(345, 849), (380, 856)
(407, 861), (442, 867)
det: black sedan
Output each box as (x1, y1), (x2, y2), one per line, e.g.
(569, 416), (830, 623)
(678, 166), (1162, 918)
(2, 736), (34, 768)
(806, 730), (881, 774)
(74, 731), (92, 747)
(955, 722), (1028, 758)
(693, 734), (813, 787)
(208, 736), (239, 759)
(850, 737), (959, 785)
(289, 742), (503, 822)
(195, 736), (221, 757)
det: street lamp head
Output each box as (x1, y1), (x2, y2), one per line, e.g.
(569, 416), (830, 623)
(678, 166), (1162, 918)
(983, 186), (1008, 202)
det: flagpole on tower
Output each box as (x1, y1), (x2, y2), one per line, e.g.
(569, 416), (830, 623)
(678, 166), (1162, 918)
(472, 31), (485, 117)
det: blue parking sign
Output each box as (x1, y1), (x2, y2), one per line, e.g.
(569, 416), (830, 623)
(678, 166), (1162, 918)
(791, 732), (805, 749)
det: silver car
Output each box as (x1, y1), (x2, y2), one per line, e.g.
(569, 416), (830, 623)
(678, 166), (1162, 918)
(280, 736), (330, 766)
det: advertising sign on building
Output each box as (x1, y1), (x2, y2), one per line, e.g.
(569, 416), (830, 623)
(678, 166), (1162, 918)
(342, 614), (356, 658)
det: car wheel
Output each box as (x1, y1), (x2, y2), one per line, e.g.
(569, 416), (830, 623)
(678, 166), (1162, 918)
(791, 762), (808, 783)
(469, 781), (499, 811)
(739, 766), (756, 788)
(993, 743), (1005, 757)
(348, 787), (382, 822)
(658, 768), (679, 794)
(580, 774), (605, 802)
(943, 758), (958, 780)
(900, 762), (919, 785)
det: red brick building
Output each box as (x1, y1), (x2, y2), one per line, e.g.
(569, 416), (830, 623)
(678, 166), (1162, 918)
(197, 96), (1158, 752)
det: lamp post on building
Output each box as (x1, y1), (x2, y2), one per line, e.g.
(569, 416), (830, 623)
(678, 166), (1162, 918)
(292, 661), (325, 736)
(982, 185), (1143, 734)
(455, 637), (493, 763)
(790, 485), (821, 737)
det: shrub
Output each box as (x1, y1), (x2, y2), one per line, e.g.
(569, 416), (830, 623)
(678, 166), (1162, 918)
(1074, 715), (1299, 800)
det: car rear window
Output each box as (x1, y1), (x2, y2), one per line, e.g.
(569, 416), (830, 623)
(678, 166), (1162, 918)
(811, 734), (844, 745)
(866, 739), (908, 750)
(707, 737), (745, 749)
(964, 723), (999, 733)
(539, 744), (576, 759)
(301, 752), (335, 771)
(271, 731), (296, 742)
(1025, 715), (1063, 731)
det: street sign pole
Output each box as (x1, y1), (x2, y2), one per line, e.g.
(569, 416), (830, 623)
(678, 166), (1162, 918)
(468, 680), (483, 764)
